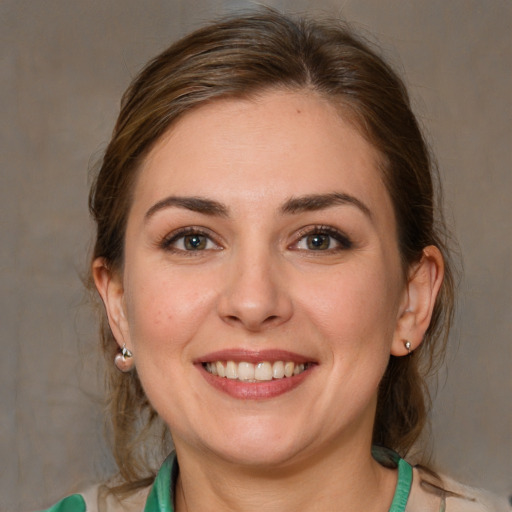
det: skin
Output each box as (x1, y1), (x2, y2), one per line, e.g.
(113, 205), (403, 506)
(94, 90), (443, 512)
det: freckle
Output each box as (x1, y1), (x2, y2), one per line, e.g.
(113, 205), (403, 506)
(296, 109), (302, 114)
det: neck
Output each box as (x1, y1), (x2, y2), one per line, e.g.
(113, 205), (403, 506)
(174, 439), (397, 512)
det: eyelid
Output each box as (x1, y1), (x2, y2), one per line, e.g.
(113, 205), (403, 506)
(290, 225), (353, 251)
(159, 226), (223, 252)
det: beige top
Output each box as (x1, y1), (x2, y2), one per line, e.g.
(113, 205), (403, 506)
(407, 467), (509, 511)
(74, 466), (509, 512)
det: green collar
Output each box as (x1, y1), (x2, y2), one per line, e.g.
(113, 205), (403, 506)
(144, 452), (176, 512)
(144, 447), (412, 512)
(372, 446), (413, 512)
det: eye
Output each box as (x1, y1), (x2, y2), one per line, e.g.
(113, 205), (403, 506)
(301, 233), (332, 250)
(160, 228), (220, 253)
(293, 226), (352, 252)
(177, 234), (211, 251)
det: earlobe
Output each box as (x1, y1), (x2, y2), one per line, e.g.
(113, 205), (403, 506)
(391, 246), (444, 356)
(92, 258), (130, 350)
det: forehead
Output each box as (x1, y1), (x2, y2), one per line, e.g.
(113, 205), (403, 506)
(134, 90), (390, 217)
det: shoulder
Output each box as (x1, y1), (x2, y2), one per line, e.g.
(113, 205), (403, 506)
(36, 494), (86, 512)
(441, 475), (510, 512)
(38, 452), (176, 512)
(408, 466), (510, 512)
(37, 483), (151, 512)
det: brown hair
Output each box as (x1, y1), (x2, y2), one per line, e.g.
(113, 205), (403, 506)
(89, 8), (455, 492)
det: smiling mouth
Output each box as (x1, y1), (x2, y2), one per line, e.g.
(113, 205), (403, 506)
(203, 360), (312, 382)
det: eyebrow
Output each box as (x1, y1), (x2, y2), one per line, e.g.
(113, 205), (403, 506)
(144, 191), (372, 221)
(145, 196), (229, 221)
(281, 192), (372, 219)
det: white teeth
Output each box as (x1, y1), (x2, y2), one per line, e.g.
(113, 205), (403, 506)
(293, 363), (305, 376)
(205, 360), (309, 381)
(272, 361), (285, 379)
(284, 361), (294, 378)
(216, 361), (225, 377)
(255, 362), (273, 381)
(238, 362), (255, 381)
(226, 360), (238, 379)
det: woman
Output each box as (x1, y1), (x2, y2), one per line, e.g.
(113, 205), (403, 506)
(40, 9), (507, 512)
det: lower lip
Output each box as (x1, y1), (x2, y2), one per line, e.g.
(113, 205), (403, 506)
(197, 364), (313, 400)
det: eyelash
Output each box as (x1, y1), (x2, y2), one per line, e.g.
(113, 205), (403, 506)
(158, 225), (353, 255)
(292, 225), (353, 252)
(158, 227), (221, 254)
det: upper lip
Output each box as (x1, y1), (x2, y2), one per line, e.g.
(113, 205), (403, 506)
(195, 349), (316, 365)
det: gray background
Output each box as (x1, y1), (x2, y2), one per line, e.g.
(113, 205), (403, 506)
(1, 1), (510, 510)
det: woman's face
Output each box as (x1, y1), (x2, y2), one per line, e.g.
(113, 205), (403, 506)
(108, 90), (410, 467)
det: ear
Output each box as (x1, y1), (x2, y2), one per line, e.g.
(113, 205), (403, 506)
(391, 246), (444, 356)
(92, 258), (131, 351)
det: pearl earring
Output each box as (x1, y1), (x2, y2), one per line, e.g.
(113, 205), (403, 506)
(114, 344), (134, 372)
(404, 340), (412, 355)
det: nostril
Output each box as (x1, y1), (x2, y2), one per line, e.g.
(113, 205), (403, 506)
(222, 313), (282, 331)
(225, 314), (277, 322)
(217, 287), (294, 330)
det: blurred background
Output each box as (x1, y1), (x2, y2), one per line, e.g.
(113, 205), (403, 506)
(1, 1), (510, 510)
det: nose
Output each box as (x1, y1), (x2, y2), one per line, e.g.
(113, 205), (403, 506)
(217, 247), (293, 332)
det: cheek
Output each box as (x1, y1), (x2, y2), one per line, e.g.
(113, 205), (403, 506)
(123, 265), (217, 357)
(303, 264), (402, 335)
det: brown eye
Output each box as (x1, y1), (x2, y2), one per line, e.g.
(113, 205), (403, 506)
(306, 234), (331, 250)
(161, 229), (220, 252)
(293, 227), (353, 252)
(184, 234), (207, 250)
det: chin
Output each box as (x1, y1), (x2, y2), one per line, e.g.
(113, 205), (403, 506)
(196, 418), (317, 469)
(212, 441), (303, 469)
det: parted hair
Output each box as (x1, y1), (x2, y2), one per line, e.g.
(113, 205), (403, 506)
(89, 8), (455, 493)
